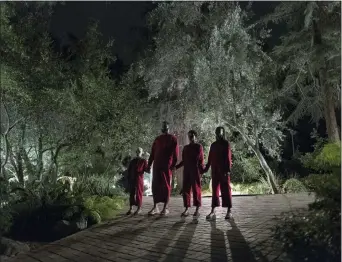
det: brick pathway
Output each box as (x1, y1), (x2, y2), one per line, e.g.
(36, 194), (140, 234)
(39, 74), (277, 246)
(5, 194), (314, 262)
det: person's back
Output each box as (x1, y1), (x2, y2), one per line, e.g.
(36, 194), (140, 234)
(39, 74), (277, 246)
(209, 139), (231, 174)
(126, 148), (148, 216)
(182, 143), (203, 173)
(152, 133), (178, 168)
(128, 157), (147, 181)
(175, 130), (204, 217)
(147, 121), (179, 216)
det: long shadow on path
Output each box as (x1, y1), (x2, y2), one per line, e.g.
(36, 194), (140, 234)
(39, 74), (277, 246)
(141, 218), (186, 261)
(210, 219), (229, 262)
(46, 215), (160, 262)
(227, 219), (269, 262)
(163, 218), (199, 262)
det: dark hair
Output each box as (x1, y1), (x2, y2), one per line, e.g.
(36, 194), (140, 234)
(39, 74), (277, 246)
(188, 130), (198, 137)
(215, 126), (225, 138)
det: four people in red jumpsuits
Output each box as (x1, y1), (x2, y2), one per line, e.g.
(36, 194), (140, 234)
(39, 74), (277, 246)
(126, 122), (233, 220)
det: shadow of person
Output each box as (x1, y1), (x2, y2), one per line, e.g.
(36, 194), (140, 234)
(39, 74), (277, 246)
(210, 219), (229, 262)
(227, 219), (268, 262)
(162, 218), (199, 262)
(141, 219), (186, 261)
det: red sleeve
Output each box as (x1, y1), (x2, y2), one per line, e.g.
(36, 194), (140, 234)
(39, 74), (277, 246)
(203, 144), (212, 173)
(176, 147), (184, 169)
(171, 136), (178, 169)
(198, 145), (205, 173)
(227, 143), (232, 172)
(148, 139), (156, 168)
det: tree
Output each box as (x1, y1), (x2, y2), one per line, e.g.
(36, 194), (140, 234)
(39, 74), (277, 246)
(139, 2), (284, 193)
(1, 2), (153, 184)
(263, 2), (341, 143)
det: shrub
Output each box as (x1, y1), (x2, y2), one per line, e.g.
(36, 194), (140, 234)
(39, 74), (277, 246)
(0, 206), (12, 235)
(231, 156), (263, 183)
(274, 142), (341, 261)
(73, 174), (126, 198)
(231, 182), (271, 195)
(82, 195), (127, 221)
(85, 210), (101, 226)
(282, 178), (308, 193)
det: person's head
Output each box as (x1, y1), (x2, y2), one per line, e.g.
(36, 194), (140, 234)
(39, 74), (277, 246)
(215, 126), (225, 141)
(188, 130), (197, 143)
(136, 147), (143, 157)
(161, 121), (169, 134)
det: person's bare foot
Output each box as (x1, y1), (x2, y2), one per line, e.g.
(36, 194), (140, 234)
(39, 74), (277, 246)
(160, 209), (170, 216)
(148, 207), (159, 216)
(193, 210), (200, 217)
(126, 209), (132, 215)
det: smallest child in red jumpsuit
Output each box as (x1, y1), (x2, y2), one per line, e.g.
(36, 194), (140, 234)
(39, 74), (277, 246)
(126, 147), (149, 215)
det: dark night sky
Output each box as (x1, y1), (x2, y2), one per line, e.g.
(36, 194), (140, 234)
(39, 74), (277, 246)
(50, 1), (154, 65)
(50, 1), (278, 66)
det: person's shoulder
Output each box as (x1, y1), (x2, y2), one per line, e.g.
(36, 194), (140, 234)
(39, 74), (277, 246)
(211, 141), (217, 147)
(138, 157), (147, 163)
(195, 143), (203, 149)
(168, 133), (177, 142)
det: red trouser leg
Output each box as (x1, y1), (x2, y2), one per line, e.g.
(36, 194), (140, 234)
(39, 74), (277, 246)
(220, 175), (232, 208)
(182, 174), (191, 208)
(136, 177), (144, 207)
(163, 169), (172, 203)
(192, 173), (202, 207)
(211, 176), (220, 208)
(151, 169), (159, 203)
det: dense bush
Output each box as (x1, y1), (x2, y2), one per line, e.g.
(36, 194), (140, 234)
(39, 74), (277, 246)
(0, 173), (127, 242)
(282, 178), (307, 193)
(274, 143), (341, 261)
(231, 182), (271, 195)
(73, 174), (126, 198)
(82, 195), (126, 221)
(231, 156), (263, 183)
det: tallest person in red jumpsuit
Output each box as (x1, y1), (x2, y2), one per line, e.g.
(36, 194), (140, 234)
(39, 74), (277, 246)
(204, 126), (233, 220)
(148, 121), (179, 216)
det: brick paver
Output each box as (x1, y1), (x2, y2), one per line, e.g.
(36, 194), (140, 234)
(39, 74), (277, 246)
(4, 194), (314, 262)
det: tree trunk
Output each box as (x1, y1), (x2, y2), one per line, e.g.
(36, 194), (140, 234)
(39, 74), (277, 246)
(253, 147), (279, 194)
(226, 122), (279, 194)
(320, 70), (340, 143)
(36, 134), (44, 178)
(313, 20), (340, 143)
(17, 123), (26, 186)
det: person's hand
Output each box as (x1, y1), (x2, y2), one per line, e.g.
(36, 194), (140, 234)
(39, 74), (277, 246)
(171, 167), (176, 172)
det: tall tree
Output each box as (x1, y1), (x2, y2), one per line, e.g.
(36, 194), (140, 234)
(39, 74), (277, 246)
(263, 2), (341, 143)
(140, 2), (284, 193)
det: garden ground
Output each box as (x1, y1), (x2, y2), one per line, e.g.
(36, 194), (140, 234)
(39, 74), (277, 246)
(5, 194), (314, 262)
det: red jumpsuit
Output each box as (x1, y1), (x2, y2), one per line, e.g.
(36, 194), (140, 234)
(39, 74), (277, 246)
(176, 143), (205, 208)
(148, 133), (178, 204)
(206, 139), (232, 208)
(128, 157), (148, 207)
